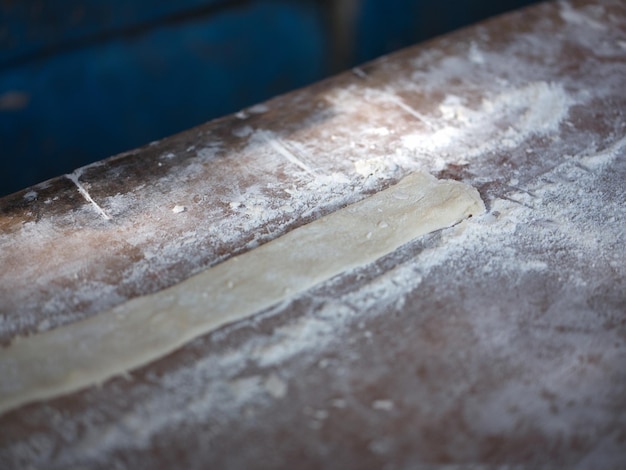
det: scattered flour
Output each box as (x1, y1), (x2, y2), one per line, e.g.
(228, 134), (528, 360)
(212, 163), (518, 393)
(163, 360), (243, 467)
(1, 0), (624, 465)
(23, 191), (37, 201)
(468, 42), (486, 64)
(403, 82), (574, 161)
(559, 1), (607, 30)
(5, 132), (623, 466)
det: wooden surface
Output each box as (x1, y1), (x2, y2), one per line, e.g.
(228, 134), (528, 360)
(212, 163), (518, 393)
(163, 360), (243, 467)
(1, 0), (625, 467)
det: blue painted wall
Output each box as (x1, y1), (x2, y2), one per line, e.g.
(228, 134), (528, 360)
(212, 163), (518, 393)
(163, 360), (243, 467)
(0, 0), (539, 196)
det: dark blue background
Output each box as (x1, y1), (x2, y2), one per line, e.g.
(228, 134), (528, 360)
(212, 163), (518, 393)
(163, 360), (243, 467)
(0, 0), (538, 196)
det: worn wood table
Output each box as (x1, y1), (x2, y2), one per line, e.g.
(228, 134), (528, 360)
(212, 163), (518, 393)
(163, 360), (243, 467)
(1, 0), (625, 468)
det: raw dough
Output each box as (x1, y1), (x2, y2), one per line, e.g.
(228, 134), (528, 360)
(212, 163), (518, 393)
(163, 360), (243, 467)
(0, 172), (484, 415)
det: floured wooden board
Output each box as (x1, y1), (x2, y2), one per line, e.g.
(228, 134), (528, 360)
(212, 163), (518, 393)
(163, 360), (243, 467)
(0, 172), (483, 415)
(1, 0), (625, 468)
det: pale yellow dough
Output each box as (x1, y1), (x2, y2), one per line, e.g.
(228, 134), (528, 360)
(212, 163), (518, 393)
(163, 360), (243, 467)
(0, 172), (484, 415)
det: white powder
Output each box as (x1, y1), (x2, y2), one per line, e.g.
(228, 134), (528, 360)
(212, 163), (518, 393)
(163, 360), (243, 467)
(1, 0), (624, 465)
(559, 1), (606, 30)
(403, 82), (573, 160)
(8, 132), (623, 466)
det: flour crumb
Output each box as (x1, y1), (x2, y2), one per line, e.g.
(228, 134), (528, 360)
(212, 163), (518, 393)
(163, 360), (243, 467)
(264, 374), (288, 399)
(372, 399), (394, 411)
(249, 104), (269, 114)
(23, 190), (38, 201)
(354, 158), (398, 179)
(331, 398), (347, 408)
(469, 42), (485, 64)
(232, 126), (253, 138)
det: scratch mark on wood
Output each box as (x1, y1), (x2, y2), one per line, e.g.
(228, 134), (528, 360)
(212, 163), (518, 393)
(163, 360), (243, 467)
(352, 67), (368, 79)
(383, 92), (434, 129)
(500, 195), (535, 209)
(260, 132), (317, 176)
(507, 185), (538, 198)
(66, 170), (111, 220)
